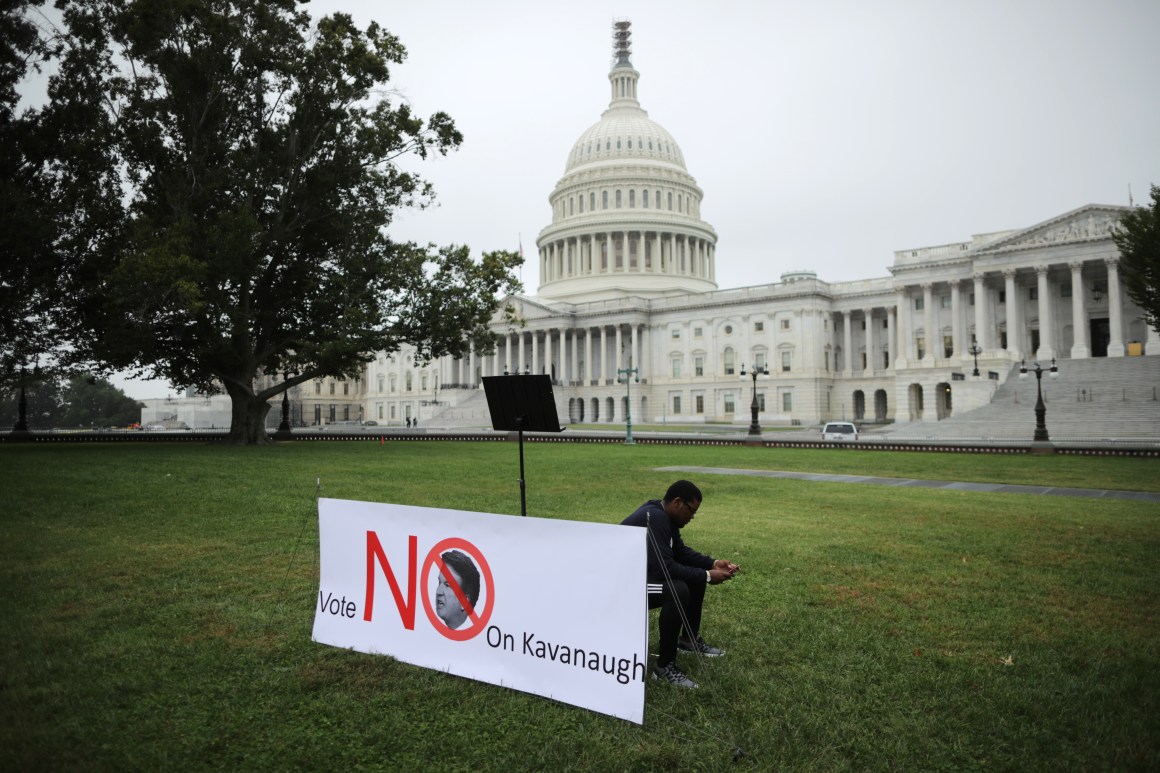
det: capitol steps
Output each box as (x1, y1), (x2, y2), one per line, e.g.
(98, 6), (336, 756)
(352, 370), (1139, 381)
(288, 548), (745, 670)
(884, 356), (1160, 440)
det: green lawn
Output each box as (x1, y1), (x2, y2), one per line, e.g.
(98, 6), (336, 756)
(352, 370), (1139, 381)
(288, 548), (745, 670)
(2, 442), (1158, 771)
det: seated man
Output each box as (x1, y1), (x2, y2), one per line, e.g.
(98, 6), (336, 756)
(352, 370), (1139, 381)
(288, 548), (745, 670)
(621, 479), (739, 689)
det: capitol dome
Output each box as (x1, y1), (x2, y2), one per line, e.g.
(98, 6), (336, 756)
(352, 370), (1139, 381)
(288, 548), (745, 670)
(536, 21), (717, 303)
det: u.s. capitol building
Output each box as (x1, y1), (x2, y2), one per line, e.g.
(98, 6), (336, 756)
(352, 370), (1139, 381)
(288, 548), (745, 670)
(357, 21), (1153, 431)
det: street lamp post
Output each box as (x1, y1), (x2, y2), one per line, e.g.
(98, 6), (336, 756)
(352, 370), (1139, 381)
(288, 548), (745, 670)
(739, 364), (768, 436)
(968, 342), (982, 377)
(1019, 357), (1058, 443)
(617, 366), (639, 445)
(12, 365), (29, 434)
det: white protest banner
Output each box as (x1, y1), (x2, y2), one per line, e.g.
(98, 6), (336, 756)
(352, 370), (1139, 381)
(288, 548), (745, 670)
(312, 498), (648, 724)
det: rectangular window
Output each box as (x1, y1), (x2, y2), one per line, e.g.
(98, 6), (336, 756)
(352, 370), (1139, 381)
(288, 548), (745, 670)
(915, 297), (924, 311)
(343, 382), (350, 395)
(671, 328), (680, 339)
(329, 382), (335, 395)
(943, 335), (953, 358)
(782, 392), (793, 412)
(757, 393), (766, 412)
(1061, 282), (1072, 298)
(724, 394), (735, 413)
(377, 404), (383, 419)
(780, 319), (790, 331)
(755, 352), (766, 370)
(998, 290), (1006, 304)
(861, 352), (867, 369)
(695, 395), (704, 413)
(781, 351), (791, 372)
(694, 356), (704, 377)
(672, 396), (681, 414)
(940, 295), (951, 309)
(693, 326), (703, 338)
(315, 382), (321, 395)
(969, 292), (975, 306)
(916, 337), (925, 359)
(671, 358), (681, 378)
(754, 321), (764, 332)
(1029, 287), (1038, 300)
(860, 320), (866, 330)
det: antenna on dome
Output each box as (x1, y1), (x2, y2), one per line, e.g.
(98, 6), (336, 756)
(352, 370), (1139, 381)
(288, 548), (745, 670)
(612, 19), (632, 67)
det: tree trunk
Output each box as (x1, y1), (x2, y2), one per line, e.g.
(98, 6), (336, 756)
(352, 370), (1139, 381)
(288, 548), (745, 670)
(224, 381), (274, 445)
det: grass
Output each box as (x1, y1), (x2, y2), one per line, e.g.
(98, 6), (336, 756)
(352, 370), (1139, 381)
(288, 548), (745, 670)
(1, 441), (1158, 771)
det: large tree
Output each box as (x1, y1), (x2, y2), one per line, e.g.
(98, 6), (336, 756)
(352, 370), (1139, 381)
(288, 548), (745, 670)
(39, 0), (520, 444)
(1115, 184), (1160, 335)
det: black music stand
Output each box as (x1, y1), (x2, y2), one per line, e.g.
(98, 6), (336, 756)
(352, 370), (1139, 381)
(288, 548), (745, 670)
(482, 374), (565, 516)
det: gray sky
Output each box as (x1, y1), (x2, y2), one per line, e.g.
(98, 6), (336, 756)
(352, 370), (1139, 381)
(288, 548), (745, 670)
(107, 0), (1160, 397)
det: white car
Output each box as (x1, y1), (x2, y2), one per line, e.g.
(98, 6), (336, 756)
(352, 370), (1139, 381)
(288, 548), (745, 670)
(821, 422), (859, 441)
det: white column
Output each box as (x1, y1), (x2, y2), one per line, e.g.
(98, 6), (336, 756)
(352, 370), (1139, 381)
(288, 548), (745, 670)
(531, 330), (540, 375)
(1146, 317), (1160, 355)
(894, 287), (909, 367)
(1106, 257), (1125, 357)
(570, 329), (579, 383)
(584, 327), (593, 385)
(1004, 269), (1019, 358)
(614, 323), (623, 374)
(1069, 262), (1089, 358)
(863, 308), (875, 375)
(1036, 265), (1054, 360)
(922, 283), (935, 363)
(600, 326), (608, 382)
(887, 306), (897, 369)
(544, 330), (554, 382)
(973, 272), (988, 353)
(842, 312), (853, 377)
(641, 324), (649, 380)
(950, 279), (962, 360)
(631, 323), (639, 370)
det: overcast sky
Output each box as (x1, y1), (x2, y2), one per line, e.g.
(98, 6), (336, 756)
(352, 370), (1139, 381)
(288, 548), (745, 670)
(106, 0), (1160, 397)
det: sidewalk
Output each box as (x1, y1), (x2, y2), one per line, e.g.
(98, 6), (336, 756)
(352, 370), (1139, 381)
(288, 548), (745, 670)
(657, 465), (1160, 503)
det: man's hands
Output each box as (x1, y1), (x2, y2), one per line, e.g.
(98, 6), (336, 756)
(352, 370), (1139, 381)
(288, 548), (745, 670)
(708, 559), (741, 584)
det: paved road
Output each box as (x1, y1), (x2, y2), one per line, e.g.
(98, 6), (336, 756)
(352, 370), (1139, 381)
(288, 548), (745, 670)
(657, 466), (1160, 504)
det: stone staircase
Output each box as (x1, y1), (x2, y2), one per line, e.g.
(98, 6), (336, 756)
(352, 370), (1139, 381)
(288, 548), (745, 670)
(884, 356), (1160, 441)
(423, 389), (494, 429)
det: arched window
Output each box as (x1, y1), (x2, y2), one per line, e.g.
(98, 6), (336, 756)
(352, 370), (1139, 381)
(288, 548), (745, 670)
(602, 190), (608, 209)
(667, 191), (673, 210)
(643, 190), (649, 208)
(578, 195), (584, 214)
(628, 189), (635, 208)
(615, 190), (622, 208)
(723, 347), (735, 376)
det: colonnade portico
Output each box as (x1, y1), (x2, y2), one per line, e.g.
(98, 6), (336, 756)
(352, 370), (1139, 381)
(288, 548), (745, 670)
(540, 231), (716, 283)
(891, 255), (1152, 367)
(442, 322), (649, 413)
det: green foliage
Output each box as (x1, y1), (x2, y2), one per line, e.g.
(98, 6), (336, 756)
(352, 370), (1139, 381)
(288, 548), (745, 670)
(24, 1), (522, 444)
(0, 372), (141, 428)
(1115, 184), (1160, 332)
(57, 375), (143, 427)
(1, 442), (1157, 771)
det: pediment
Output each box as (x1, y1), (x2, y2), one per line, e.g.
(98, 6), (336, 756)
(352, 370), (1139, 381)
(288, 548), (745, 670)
(492, 294), (570, 324)
(975, 204), (1127, 255)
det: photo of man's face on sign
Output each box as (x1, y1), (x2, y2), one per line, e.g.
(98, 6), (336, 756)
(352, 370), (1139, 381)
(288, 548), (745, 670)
(435, 550), (482, 630)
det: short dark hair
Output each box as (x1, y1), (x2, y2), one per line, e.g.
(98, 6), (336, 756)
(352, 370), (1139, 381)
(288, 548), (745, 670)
(441, 550), (481, 606)
(664, 479), (702, 505)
